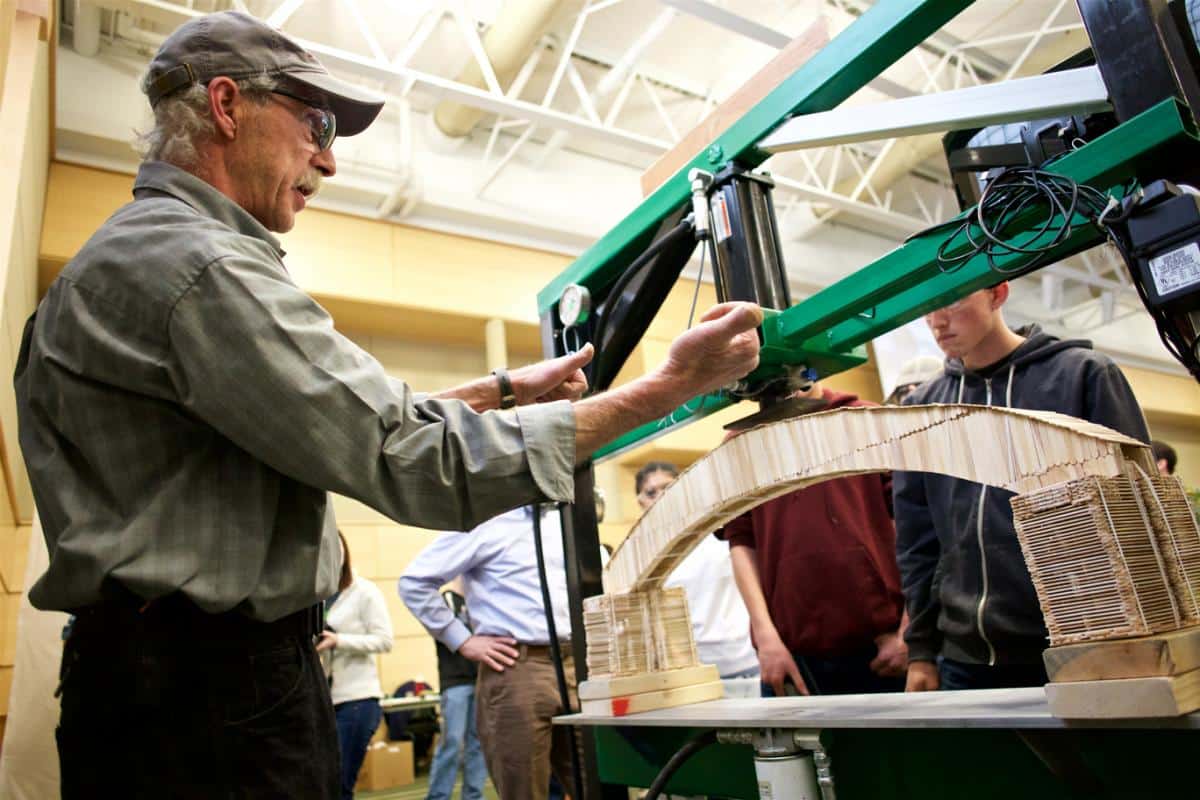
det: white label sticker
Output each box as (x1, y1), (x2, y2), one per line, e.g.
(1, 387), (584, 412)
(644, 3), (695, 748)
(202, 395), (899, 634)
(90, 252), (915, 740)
(711, 194), (733, 243)
(1148, 241), (1200, 297)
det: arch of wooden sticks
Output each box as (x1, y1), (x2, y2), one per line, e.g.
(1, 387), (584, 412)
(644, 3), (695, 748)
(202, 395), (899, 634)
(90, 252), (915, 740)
(604, 403), (1154, 596)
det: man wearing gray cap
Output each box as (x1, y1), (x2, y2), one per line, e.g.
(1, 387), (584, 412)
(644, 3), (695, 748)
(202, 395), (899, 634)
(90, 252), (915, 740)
(15, 10), (762, 799)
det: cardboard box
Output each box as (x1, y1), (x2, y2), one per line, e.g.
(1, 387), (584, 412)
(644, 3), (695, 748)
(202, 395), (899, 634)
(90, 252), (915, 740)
(355, 740), (414, 791)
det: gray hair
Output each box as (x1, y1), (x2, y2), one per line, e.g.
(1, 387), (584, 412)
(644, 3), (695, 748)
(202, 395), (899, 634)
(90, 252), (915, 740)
(135, 74), (279, 167)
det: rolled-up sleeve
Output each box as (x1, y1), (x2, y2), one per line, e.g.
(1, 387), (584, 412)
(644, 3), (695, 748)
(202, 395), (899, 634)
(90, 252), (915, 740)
(166, 253), (576, 531)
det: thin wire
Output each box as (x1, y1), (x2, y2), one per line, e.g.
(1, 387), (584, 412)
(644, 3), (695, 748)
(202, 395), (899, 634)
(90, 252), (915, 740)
(686, 240), (707, 330)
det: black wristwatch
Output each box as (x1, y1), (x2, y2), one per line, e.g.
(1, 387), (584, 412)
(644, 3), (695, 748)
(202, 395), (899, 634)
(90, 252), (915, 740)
(492, 367), (517, 409)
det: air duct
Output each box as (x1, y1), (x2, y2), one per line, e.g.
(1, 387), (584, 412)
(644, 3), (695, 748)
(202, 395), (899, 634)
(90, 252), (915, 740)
(434, 0), (566, 138)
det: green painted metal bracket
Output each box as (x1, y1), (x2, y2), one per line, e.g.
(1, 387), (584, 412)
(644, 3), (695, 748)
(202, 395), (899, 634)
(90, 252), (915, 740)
(591, 310), (868, 462)
(775, 98), (1199, 350)
(537, 0), (974, 316)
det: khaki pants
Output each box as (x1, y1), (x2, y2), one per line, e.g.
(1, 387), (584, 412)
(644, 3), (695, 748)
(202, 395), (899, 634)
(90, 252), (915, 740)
(475, 644), (584, 800)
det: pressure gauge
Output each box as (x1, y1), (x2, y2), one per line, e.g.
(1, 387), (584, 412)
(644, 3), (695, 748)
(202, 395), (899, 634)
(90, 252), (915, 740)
(558, 283), (592, 327)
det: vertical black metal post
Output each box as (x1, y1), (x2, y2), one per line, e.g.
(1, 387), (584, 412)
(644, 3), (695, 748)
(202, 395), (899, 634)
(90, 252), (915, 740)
(541, 310), (626, 800)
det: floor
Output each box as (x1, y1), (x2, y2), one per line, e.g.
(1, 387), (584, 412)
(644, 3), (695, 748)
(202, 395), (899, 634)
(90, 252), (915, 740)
(358, 775), (500, 800)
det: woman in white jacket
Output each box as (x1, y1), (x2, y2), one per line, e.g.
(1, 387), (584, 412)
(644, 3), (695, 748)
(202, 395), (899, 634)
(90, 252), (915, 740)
(319, 532), (394, 800)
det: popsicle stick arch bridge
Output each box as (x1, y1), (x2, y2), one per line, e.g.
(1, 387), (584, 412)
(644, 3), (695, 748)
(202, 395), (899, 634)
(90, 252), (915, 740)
(603, 403), (1151, 596)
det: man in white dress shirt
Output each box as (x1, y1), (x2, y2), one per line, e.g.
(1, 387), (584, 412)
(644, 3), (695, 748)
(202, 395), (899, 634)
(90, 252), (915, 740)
(400, 507), (582, 800)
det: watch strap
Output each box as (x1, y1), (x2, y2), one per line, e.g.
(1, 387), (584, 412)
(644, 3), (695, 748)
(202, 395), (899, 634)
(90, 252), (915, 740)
(492, 367), (517, 409)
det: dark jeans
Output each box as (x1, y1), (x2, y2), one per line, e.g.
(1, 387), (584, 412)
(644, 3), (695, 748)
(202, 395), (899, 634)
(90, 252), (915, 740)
(57, 591), (339, 799)
(939, 657), (1049, 690)
(335, 698), (383, 800)
(762, 644), (904, 696)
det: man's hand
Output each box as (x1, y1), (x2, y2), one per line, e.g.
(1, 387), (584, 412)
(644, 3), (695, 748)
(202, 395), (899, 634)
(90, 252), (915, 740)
(315, 631), (338, 652)
(869, 630), (908, 677)
(459, 635), (520, 672)
(657, 303), (763, 398)
(757, 635), (808, 697)
(905, 660), (939, 692)
(510, 345), (593, 404)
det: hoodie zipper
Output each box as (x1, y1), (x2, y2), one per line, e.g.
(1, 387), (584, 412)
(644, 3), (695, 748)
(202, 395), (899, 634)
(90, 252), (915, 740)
(976, 377), (998, 666)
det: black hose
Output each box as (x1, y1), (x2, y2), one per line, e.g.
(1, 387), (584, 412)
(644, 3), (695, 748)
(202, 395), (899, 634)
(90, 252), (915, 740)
(532, 503), (586, 800)
(643, 729), (718, 800)
(589, 219), (696, 379)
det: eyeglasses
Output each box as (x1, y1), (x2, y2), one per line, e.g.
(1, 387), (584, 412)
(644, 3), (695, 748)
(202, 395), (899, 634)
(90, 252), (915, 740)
(270, 89), (337, 152)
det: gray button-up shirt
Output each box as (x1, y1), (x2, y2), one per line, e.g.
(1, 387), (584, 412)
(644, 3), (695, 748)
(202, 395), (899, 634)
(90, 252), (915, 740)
(15, 161), (575, 621)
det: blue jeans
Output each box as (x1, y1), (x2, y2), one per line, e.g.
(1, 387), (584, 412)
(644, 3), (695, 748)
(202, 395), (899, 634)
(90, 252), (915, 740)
(939, 657), (1048, 690)
(426, 684), (487, 800)
(761, 645), (903, 696)
(335, 698), (383, 800)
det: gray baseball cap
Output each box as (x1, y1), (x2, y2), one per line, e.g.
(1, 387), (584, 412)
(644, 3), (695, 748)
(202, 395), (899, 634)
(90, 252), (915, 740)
(144, 11), (383, 137)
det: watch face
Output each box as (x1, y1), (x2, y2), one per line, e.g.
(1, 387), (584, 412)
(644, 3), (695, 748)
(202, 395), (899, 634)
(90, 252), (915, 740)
(559, 284), (591, 327)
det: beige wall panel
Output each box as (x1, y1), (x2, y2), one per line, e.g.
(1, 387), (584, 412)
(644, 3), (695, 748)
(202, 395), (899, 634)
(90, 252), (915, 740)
(598, 522), (632, 550)
(0, 526), (30, 594)
(1124, 365), (1200, 427)
(279, 210), (393, 301)
(365, 336), (485, 395)
(0, 664), (11, 715)
(378, 634), (438, 691)
(390, 226), (568, 323)
(378, 526), (444, 580)
(1149, 419), (1200, 489)
(340, 524), (379, 580)
(644, 281), (720, 343)
(39, 164), (132, 277)
(0, 593), (18, 666)
(371, 578), (425, 639)
(331, 494), (393, 526)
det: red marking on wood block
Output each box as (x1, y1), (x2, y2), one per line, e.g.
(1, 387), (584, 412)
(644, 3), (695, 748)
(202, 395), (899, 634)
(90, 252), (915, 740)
(611, 697), (631, 716)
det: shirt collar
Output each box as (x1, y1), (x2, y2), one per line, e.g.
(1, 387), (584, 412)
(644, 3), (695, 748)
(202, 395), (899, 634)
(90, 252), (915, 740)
(132, 161), (286, 257)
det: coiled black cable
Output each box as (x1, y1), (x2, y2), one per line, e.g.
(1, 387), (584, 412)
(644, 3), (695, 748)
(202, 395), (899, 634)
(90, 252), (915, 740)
(911, 165), (1114, 277)
(643, 729), (718, 800)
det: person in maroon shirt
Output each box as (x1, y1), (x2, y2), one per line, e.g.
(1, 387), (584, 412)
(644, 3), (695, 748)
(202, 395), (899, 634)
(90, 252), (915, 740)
(719, 382), (908, 696)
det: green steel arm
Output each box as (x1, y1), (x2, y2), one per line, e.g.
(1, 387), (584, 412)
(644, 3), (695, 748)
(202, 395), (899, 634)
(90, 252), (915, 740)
(536, 0), (974, 315)
(775, 99), (1199, 351)
(589, 100), (1199, 462)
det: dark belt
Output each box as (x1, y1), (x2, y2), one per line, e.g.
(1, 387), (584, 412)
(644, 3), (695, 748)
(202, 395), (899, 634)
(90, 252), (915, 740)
(70, 580), (322, 650)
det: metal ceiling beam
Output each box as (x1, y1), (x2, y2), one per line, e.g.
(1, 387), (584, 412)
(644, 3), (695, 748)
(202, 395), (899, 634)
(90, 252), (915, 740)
(538, 0), (976, 313)
(759, 65), (1110, 152)
(659, 0), (790, 48)
(94, 0), (675, 154)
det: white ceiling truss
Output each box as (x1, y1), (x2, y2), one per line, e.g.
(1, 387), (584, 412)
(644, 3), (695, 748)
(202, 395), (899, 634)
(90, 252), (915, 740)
(60, 0), (1155, 341)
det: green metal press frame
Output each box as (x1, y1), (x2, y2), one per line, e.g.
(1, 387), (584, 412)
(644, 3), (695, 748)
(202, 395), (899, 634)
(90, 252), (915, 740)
(540, 3), (1200, 797)
(538, 0), (1200, 461)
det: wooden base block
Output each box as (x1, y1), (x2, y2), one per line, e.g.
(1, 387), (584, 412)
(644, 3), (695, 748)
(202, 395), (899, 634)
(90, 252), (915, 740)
(1045, 668), (1200, 718)
(1043, 625), (1200, 682)
(579, 679), (725, 718)
(578, 664), (719, 701)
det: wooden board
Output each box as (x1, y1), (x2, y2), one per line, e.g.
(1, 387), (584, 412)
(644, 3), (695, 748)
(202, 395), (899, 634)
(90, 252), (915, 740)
(579, 679), (725, 718)
(638, 18), (829, 197)
(1045, 668), (1200, 718)
(579, 664), (719, 701)
(1044, 625), (1200, 682)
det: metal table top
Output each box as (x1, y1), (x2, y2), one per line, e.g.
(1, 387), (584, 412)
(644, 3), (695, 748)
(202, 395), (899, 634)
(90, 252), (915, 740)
(555, 687), (1200, 730)
(379, 694), (441, 712)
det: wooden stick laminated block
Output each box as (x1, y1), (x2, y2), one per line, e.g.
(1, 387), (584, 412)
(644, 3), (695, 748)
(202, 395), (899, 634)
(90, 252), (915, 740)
(583, 588), (699, 679)
(1012, 475), (1187, 645)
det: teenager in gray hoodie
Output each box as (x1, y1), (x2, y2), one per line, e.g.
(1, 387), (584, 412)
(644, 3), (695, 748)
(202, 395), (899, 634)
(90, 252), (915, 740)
(894, 281), (1150, 692)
